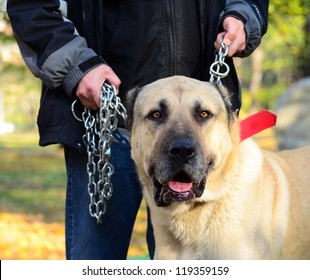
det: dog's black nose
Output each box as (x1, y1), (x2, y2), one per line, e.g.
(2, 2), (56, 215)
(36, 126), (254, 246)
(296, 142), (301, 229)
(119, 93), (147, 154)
(169, 138), (195, 160)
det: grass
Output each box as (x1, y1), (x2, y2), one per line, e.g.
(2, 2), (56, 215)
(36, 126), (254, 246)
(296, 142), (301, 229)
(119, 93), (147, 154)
(0, 133), (66, 223)
(0, 131), (149, 260)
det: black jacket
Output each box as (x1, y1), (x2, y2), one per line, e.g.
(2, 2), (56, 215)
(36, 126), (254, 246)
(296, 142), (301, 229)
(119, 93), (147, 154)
(7, 0), (269, 152)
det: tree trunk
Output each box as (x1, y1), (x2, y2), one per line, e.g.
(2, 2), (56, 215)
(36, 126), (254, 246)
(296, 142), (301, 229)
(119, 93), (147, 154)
(249, 47), (264, 112)
(296, 11), (310, 78)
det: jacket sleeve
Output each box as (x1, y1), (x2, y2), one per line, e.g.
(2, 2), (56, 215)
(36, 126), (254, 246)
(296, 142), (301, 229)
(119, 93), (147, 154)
(220, 0), (269, 57)
(6, 0), (105, 96)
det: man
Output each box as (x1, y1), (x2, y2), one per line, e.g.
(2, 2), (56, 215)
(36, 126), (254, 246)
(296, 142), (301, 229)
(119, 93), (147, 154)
(6, 0), (269, 259)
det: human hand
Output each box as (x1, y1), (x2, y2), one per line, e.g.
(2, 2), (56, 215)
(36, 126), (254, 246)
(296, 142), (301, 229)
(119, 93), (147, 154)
(76, 64), (121, 110)
(214, 16), (246, 57)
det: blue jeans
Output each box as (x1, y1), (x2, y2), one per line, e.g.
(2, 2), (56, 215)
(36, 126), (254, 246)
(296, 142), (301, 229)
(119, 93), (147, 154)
(64, 128), (154, 259)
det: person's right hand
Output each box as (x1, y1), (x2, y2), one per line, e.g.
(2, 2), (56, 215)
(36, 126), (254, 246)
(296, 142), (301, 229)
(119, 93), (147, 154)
(214, 16), (246, 57)
(76, 64), (121, 110)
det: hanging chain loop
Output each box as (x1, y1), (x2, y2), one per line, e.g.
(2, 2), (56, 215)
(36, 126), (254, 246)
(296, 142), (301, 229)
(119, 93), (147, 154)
(209, 40), (230, 84)
(72, 83), (127, 223)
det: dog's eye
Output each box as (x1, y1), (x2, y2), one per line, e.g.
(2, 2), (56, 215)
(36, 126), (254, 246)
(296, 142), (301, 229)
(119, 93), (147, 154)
(150, 111), (161, 119)
(199, 111), (210, 119)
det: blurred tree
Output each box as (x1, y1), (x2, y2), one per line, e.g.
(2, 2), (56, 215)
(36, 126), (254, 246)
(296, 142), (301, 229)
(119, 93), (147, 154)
(296, 7), (310, 78)
(268, 0), (310, 80)
(0, 0), (41, 131)
(236, 0), (309, 112)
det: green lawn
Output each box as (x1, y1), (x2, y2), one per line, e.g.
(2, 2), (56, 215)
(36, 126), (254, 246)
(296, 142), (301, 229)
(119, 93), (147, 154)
(0, 132), (149, 259)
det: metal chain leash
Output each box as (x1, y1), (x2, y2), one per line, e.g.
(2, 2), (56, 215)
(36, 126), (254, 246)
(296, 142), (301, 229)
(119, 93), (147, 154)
(209, 40), (230, 84)
(72, 83), (127, 224)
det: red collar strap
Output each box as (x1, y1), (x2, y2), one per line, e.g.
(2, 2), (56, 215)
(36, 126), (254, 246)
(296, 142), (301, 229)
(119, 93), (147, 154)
(240, 110), (277, 141)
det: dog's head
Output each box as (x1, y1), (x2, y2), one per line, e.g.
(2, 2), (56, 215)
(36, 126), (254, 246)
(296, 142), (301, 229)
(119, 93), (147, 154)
(126, 76), (239, 207)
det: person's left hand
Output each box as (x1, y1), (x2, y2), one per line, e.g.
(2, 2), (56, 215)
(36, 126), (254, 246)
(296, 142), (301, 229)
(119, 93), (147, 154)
(214, 16), (246, 57)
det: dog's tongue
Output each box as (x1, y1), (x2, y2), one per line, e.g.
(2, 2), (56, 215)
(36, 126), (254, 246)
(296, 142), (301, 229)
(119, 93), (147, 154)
(168, 181), (193, 193)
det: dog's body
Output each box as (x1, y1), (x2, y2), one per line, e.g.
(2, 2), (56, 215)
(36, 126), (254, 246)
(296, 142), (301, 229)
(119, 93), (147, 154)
(126, 76), (310, 259)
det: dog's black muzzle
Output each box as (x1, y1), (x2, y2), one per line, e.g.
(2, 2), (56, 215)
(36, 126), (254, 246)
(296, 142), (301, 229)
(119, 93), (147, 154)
(150, 136), (212, 207)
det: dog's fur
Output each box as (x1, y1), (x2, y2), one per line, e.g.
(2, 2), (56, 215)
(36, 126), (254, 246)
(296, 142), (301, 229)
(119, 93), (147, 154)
(126, 76), (310, 259)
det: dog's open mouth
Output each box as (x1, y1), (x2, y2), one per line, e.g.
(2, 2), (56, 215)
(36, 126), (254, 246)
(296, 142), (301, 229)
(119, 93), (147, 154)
(153, 170), (206, 207)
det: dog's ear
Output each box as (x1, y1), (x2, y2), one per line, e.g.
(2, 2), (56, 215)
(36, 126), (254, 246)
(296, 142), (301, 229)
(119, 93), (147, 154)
(125, 86), (142, 131)
(210, 83), (236, 124)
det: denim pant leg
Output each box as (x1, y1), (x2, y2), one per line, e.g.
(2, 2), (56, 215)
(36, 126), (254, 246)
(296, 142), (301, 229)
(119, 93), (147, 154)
(64, 128), (154, 259)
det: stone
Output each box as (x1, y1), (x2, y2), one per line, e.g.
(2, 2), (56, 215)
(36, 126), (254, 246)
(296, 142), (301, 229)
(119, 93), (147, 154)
(274, 77), (310, 150)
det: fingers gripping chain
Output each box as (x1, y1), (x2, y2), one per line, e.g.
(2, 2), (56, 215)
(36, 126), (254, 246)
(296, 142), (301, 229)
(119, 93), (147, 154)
(72, 83), (127, 223)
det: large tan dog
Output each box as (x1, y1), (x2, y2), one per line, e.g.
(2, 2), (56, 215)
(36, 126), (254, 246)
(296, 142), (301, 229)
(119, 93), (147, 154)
(126, 76), (310, 259)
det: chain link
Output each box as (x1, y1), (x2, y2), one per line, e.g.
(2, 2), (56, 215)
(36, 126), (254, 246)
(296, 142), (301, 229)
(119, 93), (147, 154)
(72, 83), (127, 223)
(209, 40), (230, 84)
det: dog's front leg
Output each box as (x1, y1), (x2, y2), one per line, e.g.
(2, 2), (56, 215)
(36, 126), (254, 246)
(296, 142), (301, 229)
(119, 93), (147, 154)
(152, 224), (181, 260)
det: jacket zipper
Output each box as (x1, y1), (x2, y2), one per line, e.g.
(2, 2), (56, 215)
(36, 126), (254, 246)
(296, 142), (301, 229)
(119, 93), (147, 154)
(165, 0), (176, 75)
